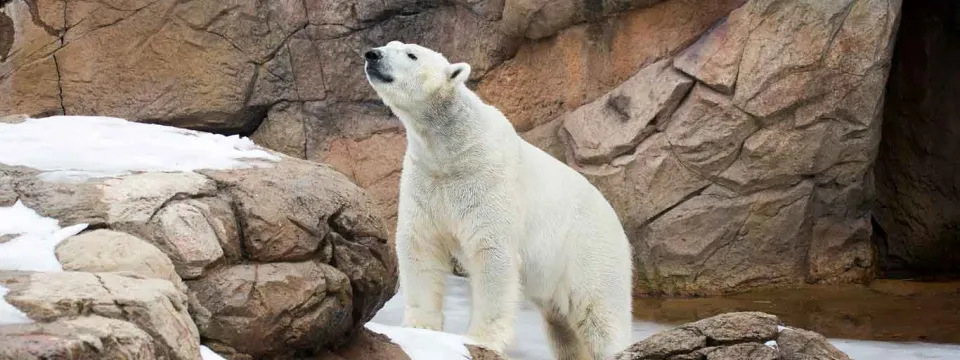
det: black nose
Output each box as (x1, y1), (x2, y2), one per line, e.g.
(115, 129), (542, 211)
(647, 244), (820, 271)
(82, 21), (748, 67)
(364, 49), (381, 61)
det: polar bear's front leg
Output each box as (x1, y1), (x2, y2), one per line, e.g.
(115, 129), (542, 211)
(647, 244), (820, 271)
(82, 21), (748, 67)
(462, 234), (520, 353)
(396, 224), (450, 331)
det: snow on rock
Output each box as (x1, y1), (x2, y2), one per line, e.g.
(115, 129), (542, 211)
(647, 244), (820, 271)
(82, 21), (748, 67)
(365, 322), (475, 360)
(0, 116), (279, 181)
(0, 284), (32, 325)
(200, 345), (228, 360)
(0, 200), (87, 272)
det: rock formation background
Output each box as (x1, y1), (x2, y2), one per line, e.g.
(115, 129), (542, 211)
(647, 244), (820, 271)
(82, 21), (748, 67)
(2, 0), (957, 295)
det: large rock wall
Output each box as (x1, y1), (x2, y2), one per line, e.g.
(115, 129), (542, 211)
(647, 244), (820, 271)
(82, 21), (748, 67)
(0, 0), (905, 294)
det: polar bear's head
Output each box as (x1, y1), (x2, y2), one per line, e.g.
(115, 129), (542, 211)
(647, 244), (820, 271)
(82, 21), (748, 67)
(363, 41), (471, 111)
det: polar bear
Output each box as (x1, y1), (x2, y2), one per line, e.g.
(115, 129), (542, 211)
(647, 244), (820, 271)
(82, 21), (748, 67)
(363, 41), (633, 360)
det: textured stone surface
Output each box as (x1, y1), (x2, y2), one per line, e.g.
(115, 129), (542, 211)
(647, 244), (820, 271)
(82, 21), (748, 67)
(0, 126), (396, 358)
(562, 59), (693, 165)
(614, 312), (848, 360)
(479, 0), (746, 132)
(0, 271), (199, 360)
(1, 0), (908, 297)
(187, 261), (353, 358)
(55, 229), (183, 289)
(500, 0), (664, 39)
(0, 316), (157, 360)
(778, 328), (851, 360)
(537, 0), (900, 295)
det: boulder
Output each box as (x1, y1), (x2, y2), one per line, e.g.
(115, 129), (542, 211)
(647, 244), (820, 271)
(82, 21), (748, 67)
(0, 116), (397, 358)
(0, 271), (199, 360)
(0, 316), (156, 360)
(614, 312), (850, 360)
(55, 229), (183, 289)
(187, 261), (353, 358)
(777, 328), (851, 360)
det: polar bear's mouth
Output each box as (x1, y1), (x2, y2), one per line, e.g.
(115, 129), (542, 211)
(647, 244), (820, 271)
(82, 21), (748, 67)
(365, 64), (394, 84)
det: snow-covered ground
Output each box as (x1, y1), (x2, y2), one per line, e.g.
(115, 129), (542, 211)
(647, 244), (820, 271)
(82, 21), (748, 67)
(369, 276), (960, 360)
(366, 322), (475, 360)
(0, 116), (278, 181)
(0, 201), (87, 272)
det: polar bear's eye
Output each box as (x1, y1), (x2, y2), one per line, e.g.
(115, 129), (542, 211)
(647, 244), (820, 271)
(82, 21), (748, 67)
(407, 53), (418, 60)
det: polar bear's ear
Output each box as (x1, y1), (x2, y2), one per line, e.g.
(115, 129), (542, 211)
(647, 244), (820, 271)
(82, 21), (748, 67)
(447, 63), (471, 84)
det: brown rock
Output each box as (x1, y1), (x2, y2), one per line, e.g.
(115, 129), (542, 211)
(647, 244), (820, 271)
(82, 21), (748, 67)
(0, 0), (64, 117)
(14, 175), (109, 227)
(703, 343), (778, 360)
(317, 329), (411, 360)
(0, 271), (199, 360)
(806, 216), (875, 284)
(145, 199), (226, 279)
(468, 344), (509, 360)
(614, 327), (706, 360)
(250, 102), (308, 158)
(777, 327), (851, 360)
(616, 312), (849, 360)
(687, 312), (779, 344)
(500, 0), (663, 39)
(55, 229), (183, 289)
(578, 133), (711, 244)
(186, 261), (353, 358)
(673, 0), (767, 94)
(561, 59), (693, 165)
(479, 0), (746, 131)
(0, 316), (156, 360)
(664, 84), (759, 176)
(315, 5), (513, 103)
(635, 182), (814, 295)
(201, 157), (388, 263)
(732, 0), (854, 117)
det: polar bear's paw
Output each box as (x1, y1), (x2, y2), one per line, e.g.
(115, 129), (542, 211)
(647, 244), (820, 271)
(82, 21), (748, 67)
(467, 324), (513, 354)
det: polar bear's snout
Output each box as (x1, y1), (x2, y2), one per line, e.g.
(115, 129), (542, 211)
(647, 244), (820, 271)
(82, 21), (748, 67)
(364, 49), (394, 84)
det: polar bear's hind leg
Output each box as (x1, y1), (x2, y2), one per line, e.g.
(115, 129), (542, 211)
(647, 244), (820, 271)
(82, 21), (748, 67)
(543, 307), (589, 360)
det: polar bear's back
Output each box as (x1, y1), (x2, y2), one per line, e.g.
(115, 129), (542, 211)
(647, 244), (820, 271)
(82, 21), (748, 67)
(516, 140), (632, 302)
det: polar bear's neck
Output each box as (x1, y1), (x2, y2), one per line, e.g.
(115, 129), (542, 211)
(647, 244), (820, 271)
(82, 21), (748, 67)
(394, 86), (508, 163)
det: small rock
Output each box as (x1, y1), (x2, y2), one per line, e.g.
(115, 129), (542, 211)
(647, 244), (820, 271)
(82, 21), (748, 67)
(777, 327), (851, 360)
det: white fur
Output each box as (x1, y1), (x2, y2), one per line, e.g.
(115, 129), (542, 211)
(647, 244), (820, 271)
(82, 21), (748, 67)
(364, 41), (633, 360)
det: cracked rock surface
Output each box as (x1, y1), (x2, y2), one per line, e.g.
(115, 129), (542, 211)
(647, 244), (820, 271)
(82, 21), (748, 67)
(0, 150), (396, 358)
(614, 312), (850, 360)
(0, 271), (198, 360)
(1, 0), (903, 295)
(528, 0), (902, 295)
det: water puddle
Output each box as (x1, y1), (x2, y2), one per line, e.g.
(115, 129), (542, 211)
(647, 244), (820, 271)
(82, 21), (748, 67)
(369, 276), (960, 360)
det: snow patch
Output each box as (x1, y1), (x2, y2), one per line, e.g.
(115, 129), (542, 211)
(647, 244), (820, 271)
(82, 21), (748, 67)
(0, 285), (32, 325)
(365, 322), (474, 360)
(831, 339), (960, 360)
(0, 201), (87, 272)
(777, 325), (787, 332)
(200, 345), (227, 360)
(0, 116), (279, 181)
(764, 340), (777, 348)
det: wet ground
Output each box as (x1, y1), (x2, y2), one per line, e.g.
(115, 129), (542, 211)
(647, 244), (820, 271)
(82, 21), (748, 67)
(632, 279), (960, 344)
(369, 276), (960, 360)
